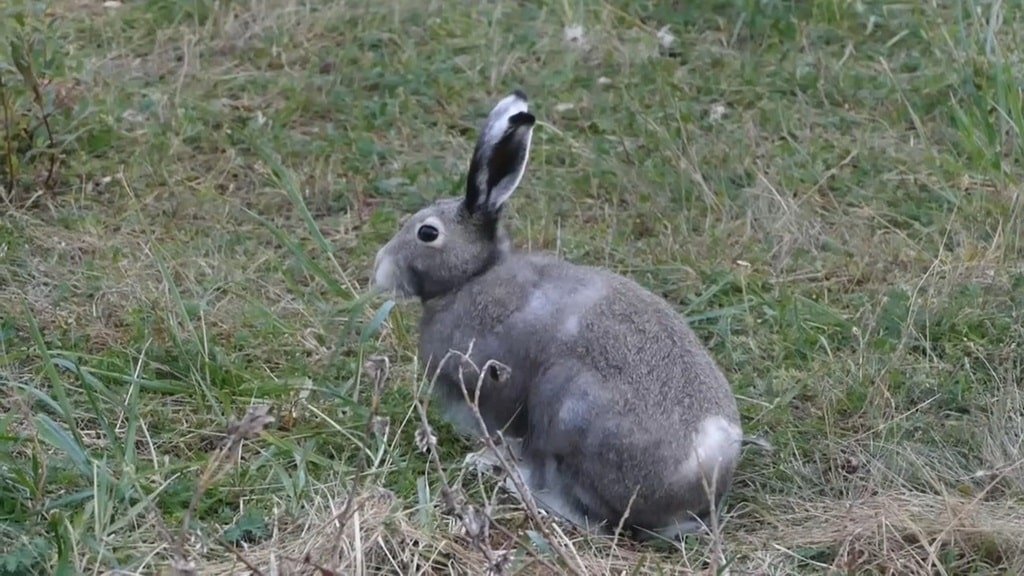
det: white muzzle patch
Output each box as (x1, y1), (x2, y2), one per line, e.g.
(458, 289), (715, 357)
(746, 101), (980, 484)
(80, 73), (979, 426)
(372, 247), (399, 294)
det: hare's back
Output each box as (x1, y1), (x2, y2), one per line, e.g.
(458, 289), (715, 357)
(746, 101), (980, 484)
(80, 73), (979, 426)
(493, 253), (738, 417)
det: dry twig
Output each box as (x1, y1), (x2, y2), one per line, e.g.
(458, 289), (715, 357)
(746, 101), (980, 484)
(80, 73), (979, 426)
(327, 355), (391, 564)
(174, 404), (275, 573)
(421, 345), (589, 576)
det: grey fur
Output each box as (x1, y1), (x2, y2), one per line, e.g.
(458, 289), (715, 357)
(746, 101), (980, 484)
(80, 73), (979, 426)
(371, 91), (743, 541)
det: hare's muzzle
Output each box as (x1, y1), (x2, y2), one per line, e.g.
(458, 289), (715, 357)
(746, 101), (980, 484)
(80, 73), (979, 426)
(371, 244), (398, 293)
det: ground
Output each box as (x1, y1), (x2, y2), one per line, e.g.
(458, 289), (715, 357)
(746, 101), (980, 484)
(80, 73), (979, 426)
(1, 0), (1023, 574)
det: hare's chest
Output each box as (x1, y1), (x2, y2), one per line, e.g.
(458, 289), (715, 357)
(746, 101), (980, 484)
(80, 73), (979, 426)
(418, 320), (505, 374)
(419, 296), (517, 361)
(419, 315), (531, 438)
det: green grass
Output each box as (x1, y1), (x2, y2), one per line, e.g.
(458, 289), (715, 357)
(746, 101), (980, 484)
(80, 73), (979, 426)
(2, 0), (1023, 573)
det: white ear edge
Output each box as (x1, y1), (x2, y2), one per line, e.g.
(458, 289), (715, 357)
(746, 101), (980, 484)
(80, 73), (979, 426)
(485, 127), (534, 212)
(482, 91), (529, 150)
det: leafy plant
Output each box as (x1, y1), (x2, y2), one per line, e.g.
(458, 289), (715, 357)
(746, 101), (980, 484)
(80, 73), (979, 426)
(0, 2), (77, 203)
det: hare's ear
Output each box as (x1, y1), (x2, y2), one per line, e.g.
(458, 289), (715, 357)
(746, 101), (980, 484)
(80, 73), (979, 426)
(463, 90), (537, 217)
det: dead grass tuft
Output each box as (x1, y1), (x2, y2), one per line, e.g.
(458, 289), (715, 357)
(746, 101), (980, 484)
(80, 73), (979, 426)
(745, 490), (1024, 575)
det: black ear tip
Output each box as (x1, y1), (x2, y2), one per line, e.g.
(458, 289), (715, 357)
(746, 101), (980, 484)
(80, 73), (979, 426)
(509, 111), (536, 127)
(511, 88), (528, 102)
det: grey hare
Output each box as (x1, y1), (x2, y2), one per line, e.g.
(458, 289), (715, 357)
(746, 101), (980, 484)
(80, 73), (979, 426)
(371, 90), (743, 541)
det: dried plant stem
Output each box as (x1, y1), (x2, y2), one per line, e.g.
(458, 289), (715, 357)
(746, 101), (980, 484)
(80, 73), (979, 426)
(326, 355), (390, 563)
(411, 373), (501, 571)
(447, 347), (588, 576)
(413, 400), (503, 572)
(182, 439), (236, 537)
(610, 486), (641, 548)
(698, 467), (726, 574)
(0, 73), (15, 198)
(178, 405), (275, 570)
(9, 37), (59, 192)
(413, 349), (564, 575)
(214, 535), (269, 576)
(23, 72), (58, 190)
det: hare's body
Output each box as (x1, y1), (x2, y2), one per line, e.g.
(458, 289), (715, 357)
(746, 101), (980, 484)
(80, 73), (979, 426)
(371, 91), (743, 540)
(420, 251), (741, 537)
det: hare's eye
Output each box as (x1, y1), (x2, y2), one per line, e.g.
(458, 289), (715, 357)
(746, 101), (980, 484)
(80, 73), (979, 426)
(417, 224), (440, 243)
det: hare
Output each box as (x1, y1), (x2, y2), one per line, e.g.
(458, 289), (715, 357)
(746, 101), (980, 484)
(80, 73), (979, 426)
(371, 90), (743, 541)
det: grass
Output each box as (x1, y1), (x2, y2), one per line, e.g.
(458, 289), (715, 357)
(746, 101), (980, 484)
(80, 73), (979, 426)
(1, 0), (1023, 573)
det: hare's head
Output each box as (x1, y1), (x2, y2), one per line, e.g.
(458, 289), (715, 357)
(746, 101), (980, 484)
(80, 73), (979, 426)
(371, 90), (537, 301)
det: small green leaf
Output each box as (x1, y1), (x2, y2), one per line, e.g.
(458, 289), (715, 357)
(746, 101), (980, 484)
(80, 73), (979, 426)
(9, 40), (37, 91)
(33, 414), (90, 477)
(359, 299), (395, 344)
(222, 508), (269, 545)
(47, 511), (75, 576)
(525, 529), (553, 557)
(415, 475), (433, 529)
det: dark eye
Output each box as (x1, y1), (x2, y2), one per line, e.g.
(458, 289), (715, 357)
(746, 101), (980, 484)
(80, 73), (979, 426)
(417, 224), (440, 243)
